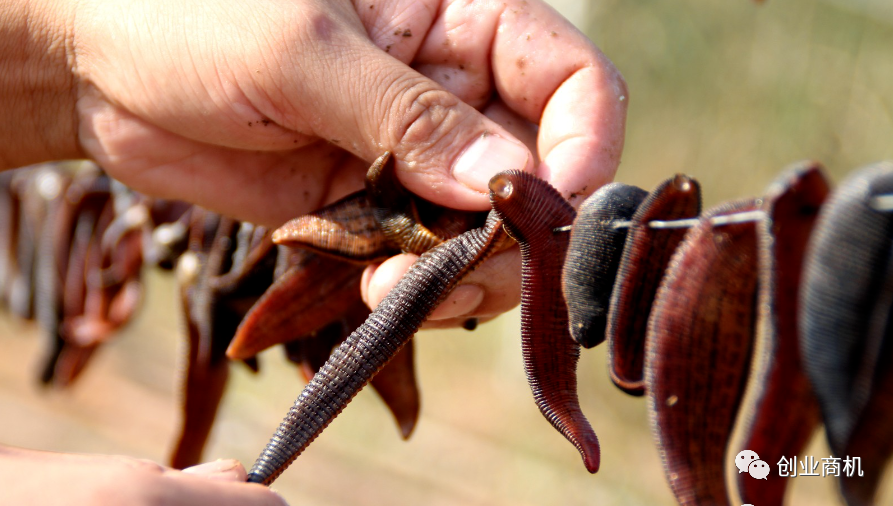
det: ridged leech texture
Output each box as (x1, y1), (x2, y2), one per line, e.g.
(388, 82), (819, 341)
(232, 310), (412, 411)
(562, 183), (647, 349)
(247, 212), (506, 485)
(284, 299), (421, 440)
(272, 190), (397, 263)
(731, 162), (826, 506)
(645, 199), (759, 506)
(607, 174), (701, 395)
(489, 170), (600, 474)
(227, 250), (365, 360)
(365, 151), (443, 255)
(800, 163), (893, 505)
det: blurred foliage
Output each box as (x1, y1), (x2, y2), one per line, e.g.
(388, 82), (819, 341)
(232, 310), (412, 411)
(589, 0), (893, 201)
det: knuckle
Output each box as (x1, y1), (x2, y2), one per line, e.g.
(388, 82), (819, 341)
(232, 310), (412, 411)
(386, 82), (462, 157)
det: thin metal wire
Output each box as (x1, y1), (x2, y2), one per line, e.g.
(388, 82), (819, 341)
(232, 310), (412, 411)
(553, 210), (767, 234)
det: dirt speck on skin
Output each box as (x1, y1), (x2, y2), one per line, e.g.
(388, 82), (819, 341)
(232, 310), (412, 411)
(261, 119), (271, 126)
(459, 64), (465, 70)
(550, 31), (558, 37)
(369, 4), (374, 8)
(516, 58), (526, 69)
(386, 44), (392, 53)
(394, 28), (402, 35)
(247, 122), (253, 127)
(443, 73), (450, 81)
(402, 29), (412, 37)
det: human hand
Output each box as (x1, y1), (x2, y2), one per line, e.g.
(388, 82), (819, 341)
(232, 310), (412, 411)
(0, 445), (287, 505)
(8, 0), (627, 326)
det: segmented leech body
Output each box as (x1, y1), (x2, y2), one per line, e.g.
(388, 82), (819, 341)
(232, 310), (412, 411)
(731, 163), (826, 506)
(646, 199), (759, 506)
(606, 174), (701, 395)
(562, 183), (648, 349)
(489, 170), (600, 473)
(272, 191), (396, 263)
(247, 212), (506, 485)
(801, 162), (893, 505)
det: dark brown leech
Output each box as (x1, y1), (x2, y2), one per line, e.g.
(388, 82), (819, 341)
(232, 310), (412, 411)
(606, 174), (701, 395)
(247, 211), (506, 485)
(272, 190), (398, 263)
(732, 163), (826, 506)
(645, 199), (759, 506)
(365, 151), (443, 254)
(800, 163), (893, 503)
(562, 183), (648, 349)
(54, 202), (118, 387)
(489, 170), (600, 473)
(171, 216), (278, 468)
(51, 180), (115, 387)
(226, 250), (365, 360)
(283, 299), (421, 439)
(170, 210), (233, 469)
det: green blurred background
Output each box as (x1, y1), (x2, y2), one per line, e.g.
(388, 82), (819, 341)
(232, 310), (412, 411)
(2, 0), (893, 504)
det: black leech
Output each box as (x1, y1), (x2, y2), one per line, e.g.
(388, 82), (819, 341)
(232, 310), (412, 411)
(247, 212), (506, 485)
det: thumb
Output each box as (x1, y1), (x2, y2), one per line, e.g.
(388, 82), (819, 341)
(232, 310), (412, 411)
(294, 40), (533, 211)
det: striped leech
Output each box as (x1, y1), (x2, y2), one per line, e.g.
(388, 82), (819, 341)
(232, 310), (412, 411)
(730, 162), (826, 506)
(246, 203), (508, 484)
(489, 170), (602, 473)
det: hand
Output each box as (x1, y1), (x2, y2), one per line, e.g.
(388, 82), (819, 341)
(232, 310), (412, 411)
(6, 0), (627, 326)
(0, 445), (287, 505)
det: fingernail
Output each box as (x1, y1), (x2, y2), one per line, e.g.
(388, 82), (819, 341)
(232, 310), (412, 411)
(429, 284), (485, 320)
(183, 459), (244, 480)
(452, 133), (531, 193)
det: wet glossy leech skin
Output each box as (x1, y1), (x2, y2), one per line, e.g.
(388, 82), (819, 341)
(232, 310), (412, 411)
(247, 212), (507, 485)
(731, 163), (826, 506)
(562, 182), (648, 349)
(489, 170), (601, 473)
(606, 174), (701, 396)
(645, 199), (759, 506)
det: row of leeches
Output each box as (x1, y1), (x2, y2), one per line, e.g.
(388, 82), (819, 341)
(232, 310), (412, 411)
(492, 162), (892, 506)
(249, 156), (892, 506)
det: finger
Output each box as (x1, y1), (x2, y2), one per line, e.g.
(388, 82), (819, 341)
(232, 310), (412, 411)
(414, 0), (627, 205)
(259, 7), (535, 211)
(351, 0), (438, 64)
(163, 472), (288, 506)
(361, 248), (521, 325)
(180, 459), (247, 482)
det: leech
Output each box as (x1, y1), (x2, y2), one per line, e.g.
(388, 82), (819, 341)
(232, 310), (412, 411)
(489, 170), (600, 473)
(801, 162), (893, 505)
(365, 151), (443, 254)
(247, 212), (507, 485)
(563, 182), (648, 349)
(607, 174), (701, 396)
(273, 190), (397, 263)
(730, 162), (826, 506)
(645, 198), (760, 505)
